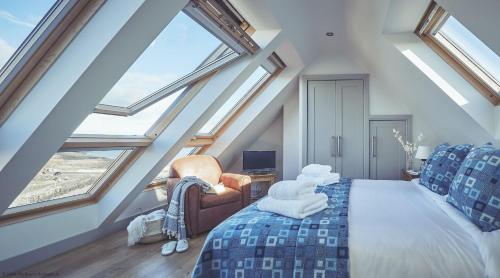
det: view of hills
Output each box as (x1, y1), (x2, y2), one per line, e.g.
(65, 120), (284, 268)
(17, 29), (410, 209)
(9, 151), (117, 208)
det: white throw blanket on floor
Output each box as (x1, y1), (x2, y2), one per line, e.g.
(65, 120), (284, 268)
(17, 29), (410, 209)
(257, 193), (328, 219)
(127, 209), (165, 246)
(268, 180), (316, 200)
(297, 172), (340, 186)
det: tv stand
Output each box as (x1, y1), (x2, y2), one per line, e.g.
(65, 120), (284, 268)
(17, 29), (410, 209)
(244, 172), (276, 203)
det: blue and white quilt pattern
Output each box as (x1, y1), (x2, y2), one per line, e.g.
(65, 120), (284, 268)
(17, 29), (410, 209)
(193, 178), (351, 278)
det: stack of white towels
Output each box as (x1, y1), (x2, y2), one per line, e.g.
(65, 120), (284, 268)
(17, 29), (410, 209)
(257, 164), (340, 219)
(297, 164), (340, 185)
(257, 180), (328, 219)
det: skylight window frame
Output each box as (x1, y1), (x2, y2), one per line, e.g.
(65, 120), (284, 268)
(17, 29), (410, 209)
(0, 0), (106, 126)
(93, 44), (243, 116)
(1, 147), (138, 222)
(93, 0), (261, 116)
(197, 70), (271, 136)
(415, 1), (500, 105)
(197, 53), (286, 136)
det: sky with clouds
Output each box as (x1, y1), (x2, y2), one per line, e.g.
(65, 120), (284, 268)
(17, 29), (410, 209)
(0, 0), (53, 68)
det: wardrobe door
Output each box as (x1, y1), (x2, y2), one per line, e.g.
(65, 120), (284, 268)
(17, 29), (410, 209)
(335, 80), (365, 178)
(307, 81), (336, 169)
(369, 120), (407, 180)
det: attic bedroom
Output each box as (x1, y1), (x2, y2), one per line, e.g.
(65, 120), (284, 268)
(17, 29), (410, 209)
(0, 0), (499, 277)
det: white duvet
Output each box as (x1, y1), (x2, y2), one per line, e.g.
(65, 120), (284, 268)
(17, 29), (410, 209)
(349, 179), (486, 278)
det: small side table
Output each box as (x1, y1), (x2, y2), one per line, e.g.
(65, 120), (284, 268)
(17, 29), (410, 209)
(401, 169), (420, 181)
(246, 173), (276, 203)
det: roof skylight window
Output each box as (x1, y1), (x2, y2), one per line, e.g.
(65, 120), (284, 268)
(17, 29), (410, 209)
(416, 1), (500, 105)
(8, 149), (131, 209)
(99, 12), (223, 108)
(198, 66), (269, 134)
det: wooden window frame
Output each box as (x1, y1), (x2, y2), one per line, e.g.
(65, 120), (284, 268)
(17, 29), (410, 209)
(196, 53), (286, 136)
(415, 1), (500, 105)
(0, 0), (106, 126)
(0, 147), (139, 225)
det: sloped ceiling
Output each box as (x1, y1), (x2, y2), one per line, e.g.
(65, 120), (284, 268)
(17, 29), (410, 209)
(233, 0), (499, 145)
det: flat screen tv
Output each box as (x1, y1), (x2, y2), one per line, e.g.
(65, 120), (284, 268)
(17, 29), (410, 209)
(243, 151), (276, 173)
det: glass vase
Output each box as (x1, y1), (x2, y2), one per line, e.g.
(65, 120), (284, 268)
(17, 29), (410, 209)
(405, 153), (413, 171)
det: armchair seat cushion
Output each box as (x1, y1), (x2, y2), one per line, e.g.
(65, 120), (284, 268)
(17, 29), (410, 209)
(201, 187), (241, 209)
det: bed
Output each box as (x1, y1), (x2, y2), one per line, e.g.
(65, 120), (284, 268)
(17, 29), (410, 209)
(192, 178), (492, 278)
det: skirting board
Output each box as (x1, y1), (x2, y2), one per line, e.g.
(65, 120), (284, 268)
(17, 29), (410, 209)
(0, 206), (164, 275)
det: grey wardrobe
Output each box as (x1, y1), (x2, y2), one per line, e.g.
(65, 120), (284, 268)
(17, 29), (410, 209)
(307, 79), (366, 179)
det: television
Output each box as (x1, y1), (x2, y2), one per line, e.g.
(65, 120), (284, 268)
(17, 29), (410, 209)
(243, 151), (276, 173)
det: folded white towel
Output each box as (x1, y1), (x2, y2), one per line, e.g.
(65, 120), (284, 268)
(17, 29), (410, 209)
(257, 193), (328, 219)
(268, 180), (316, 200)
(301, 164), (332, 177)
(297, 172), (340, 186)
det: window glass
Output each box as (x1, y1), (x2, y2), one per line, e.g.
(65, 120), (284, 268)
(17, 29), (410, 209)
(198, 66), (268, 134)
(154, 147), (196, 180)
(74, 88), (184, 135)
(437, 16), (500, 92)
(100, 12), (222, 107)
(0, 0), (55, 69)
(9, 149), (125, 208)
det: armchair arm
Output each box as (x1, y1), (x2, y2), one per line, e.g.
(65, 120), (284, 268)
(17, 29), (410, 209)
(220, 173), (251, 192)
(220, 173), (252, 208)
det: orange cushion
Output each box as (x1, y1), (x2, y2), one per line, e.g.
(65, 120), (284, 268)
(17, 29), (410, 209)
(200, 187), (241, 209)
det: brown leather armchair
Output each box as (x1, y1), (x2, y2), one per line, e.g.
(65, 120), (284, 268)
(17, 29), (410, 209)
(166, 155), (251, 237)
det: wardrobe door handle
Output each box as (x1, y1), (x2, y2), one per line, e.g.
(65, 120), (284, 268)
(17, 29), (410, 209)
(337, 136), (342, 157)
(331, 136), (337, 157)
(372, 136), (377, 157)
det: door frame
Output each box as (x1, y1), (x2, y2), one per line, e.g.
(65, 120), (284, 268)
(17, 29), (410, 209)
(301, 74), (369, 178)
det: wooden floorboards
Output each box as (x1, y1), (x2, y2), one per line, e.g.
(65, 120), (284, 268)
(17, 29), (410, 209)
(15, 231), (207, 278)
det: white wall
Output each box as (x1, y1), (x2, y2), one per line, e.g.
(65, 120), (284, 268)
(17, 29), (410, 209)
(283, 91), (300, 179)
(228, 112), (284, 180)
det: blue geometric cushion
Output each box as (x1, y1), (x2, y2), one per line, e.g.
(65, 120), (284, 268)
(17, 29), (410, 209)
(447, 145), (500, 232)
(420, 143), (473, 195)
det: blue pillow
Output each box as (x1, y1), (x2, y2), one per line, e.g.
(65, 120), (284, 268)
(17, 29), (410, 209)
(420, 143), (473, 195)
(447, 145), (500, 232)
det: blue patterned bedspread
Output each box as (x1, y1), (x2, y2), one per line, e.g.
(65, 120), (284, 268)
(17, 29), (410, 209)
(193, 178), (351, 278)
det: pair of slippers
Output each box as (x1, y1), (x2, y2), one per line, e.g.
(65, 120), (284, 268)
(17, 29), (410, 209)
(161, 239), (188, 256)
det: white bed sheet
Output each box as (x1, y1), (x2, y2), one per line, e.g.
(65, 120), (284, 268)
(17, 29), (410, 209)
(349, 179), (485, 278)
(411, 179), (500, 278)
